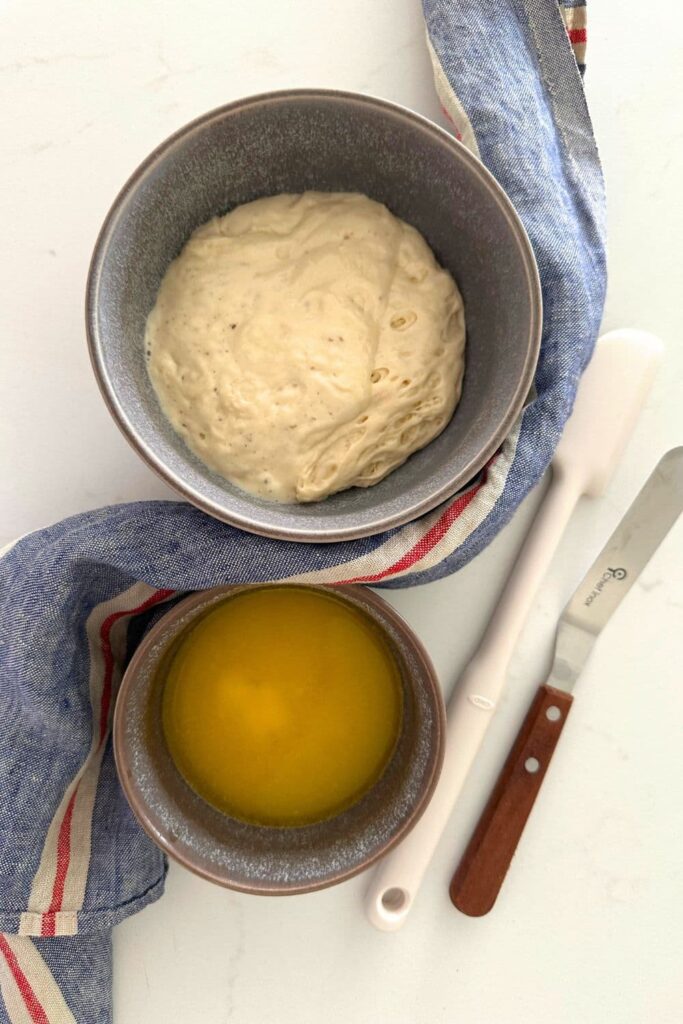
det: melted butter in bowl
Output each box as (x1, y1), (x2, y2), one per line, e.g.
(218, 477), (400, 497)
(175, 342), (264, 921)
(146, 192), (466, 504)
(114, 583), (446, 893)
(160, 586), (403, 827)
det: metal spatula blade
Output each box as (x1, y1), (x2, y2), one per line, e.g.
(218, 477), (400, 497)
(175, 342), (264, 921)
(554, 446), (683, 687)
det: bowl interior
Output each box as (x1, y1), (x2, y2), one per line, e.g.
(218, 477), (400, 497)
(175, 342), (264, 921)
(89, 90), (540, 540)
(114, 585), (445, 894)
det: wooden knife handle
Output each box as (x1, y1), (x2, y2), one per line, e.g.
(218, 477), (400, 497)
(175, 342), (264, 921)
(449, 683), (573, 917)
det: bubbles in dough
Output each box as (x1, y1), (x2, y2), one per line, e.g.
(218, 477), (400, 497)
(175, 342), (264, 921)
(146, 192), (466, 503)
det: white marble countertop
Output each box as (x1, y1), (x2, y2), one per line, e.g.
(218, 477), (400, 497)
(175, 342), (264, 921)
(2, 2), (682, 1021)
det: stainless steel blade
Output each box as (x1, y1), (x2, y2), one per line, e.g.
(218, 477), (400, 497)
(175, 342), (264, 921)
(549, 447), (683, 691)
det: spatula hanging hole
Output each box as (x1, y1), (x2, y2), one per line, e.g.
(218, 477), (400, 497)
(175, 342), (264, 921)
(381, 887), (408, 913)
(546, 705), (562, 722)
(525, 757), (540, 774)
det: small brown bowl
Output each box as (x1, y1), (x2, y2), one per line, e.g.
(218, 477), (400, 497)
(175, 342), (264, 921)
(113, 584), (445, 895)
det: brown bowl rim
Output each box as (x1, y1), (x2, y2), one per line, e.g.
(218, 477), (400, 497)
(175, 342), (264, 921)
(113, 584), (446, 895)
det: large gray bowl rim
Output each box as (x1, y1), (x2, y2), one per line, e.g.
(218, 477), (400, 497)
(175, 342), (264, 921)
(87, 88), (541, 542)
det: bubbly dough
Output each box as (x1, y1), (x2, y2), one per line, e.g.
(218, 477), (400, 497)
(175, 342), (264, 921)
(146, 192), (465, 503)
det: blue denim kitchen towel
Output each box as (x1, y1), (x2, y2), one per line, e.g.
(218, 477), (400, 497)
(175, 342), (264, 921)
(0, 2), (605, 1021)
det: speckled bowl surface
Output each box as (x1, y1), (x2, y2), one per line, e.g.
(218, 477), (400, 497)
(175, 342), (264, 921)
(113, 585), (445, 895)
(87, 89), (541, 543)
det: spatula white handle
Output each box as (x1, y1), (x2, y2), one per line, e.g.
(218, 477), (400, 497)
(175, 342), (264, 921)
(365, 471), (580, 931)
(364, 683), (497, 928)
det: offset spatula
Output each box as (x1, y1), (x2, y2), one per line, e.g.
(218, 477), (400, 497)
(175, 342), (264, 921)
(450, 447), (683, 917)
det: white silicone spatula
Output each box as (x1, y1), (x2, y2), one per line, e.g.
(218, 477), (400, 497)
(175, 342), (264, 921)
(365, 329), (663, 931)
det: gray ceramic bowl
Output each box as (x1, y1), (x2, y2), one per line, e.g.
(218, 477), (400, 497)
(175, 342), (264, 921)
(113, 584), (445, 894)
(87, 89), (541, 542)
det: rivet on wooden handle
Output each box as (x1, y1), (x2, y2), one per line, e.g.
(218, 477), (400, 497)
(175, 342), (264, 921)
(449, 683), (573, 917)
